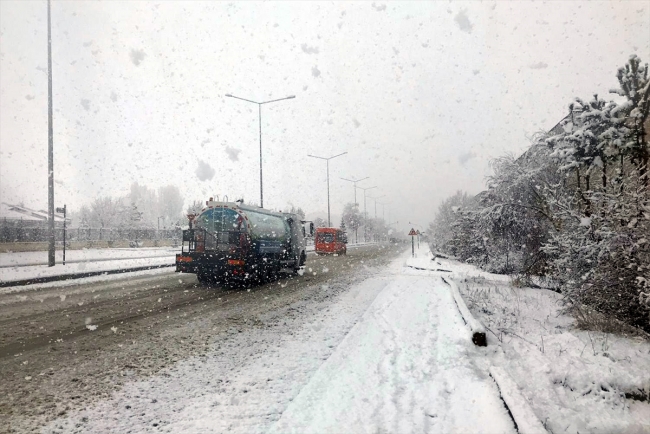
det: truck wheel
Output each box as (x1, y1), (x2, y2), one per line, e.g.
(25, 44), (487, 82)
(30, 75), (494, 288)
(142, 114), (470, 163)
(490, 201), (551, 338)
(294, 252), (307, 275)
(197, 273), (212, 286)
(263, 267), (280, 283)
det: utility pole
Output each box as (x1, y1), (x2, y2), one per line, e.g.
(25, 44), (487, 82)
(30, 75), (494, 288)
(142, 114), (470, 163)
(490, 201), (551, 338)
(367, 195), (385, 243)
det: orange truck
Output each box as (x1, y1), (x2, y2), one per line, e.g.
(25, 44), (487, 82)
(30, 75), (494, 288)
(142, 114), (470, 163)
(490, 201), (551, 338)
(315, 227), (347, 255)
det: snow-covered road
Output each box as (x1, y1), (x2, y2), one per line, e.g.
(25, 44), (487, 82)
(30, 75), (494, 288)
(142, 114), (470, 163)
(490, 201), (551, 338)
(42, 248), (515, 433)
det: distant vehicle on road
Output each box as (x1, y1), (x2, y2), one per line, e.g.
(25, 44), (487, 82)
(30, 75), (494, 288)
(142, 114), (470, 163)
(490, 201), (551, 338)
(176, 198), (314, 285)
(315, 227), (347, 255)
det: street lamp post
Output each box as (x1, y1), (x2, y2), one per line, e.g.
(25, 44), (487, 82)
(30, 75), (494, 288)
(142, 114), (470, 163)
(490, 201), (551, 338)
(367, 195), (385, 219)
(386, 220), (398, 243)
(47, 0), (55, 267)
(307, 152), (347, 227)
(340, 176), (369, 244)
(340, 176), (369, 207)
(358, 185), (376, 242)
(377, 201), (389, 222)
(225, 93), (295, 208)
(376, 201), (389, 241)
(367, 195), (385, 242)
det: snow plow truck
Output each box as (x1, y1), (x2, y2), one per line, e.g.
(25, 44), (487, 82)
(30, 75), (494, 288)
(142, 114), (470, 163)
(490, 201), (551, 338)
(176, 198), (313, 285)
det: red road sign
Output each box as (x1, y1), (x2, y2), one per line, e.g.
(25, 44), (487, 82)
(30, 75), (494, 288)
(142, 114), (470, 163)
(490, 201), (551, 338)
(408, 228), (417, 236)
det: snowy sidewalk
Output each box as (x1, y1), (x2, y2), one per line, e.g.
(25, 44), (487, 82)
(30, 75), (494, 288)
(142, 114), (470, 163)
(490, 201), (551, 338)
(270, 250), (516, 433)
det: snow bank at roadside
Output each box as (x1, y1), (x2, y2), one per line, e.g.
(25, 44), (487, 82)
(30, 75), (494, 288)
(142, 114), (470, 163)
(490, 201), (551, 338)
(0, 255), (174, 284)
(0, 247), (179, 268)
(0, 266), (176, 295)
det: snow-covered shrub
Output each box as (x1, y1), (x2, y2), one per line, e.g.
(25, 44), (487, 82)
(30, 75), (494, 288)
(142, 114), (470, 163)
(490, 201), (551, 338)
(431, 55), (650, 332)
(477, 146), (560, 276)
(542, 55), (650, 332)
(542, 188), (650, 331)
(429, 191), (486, 262)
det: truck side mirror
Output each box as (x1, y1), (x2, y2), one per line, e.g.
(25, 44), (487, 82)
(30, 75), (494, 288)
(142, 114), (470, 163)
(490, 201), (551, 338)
(301, 221), (315, 237)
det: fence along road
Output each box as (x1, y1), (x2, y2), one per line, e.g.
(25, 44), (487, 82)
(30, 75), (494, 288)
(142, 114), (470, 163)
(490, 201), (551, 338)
(0, 221), (182, 244)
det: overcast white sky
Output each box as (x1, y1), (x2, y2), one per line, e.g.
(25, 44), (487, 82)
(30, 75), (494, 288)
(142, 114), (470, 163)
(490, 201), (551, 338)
(1, 1), (648, 232)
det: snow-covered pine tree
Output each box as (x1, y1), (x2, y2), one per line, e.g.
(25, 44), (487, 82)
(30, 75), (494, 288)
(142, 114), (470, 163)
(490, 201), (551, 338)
(611, 55), (650, 187)
(542, 56), (650, 332)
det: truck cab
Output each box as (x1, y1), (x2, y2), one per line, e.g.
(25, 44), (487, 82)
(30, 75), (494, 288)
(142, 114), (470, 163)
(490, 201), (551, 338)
(314, 227), (347, 255)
